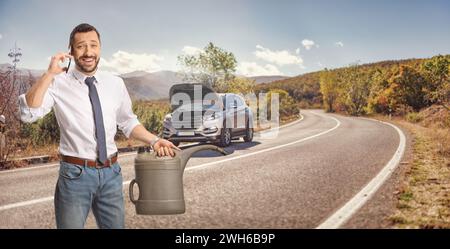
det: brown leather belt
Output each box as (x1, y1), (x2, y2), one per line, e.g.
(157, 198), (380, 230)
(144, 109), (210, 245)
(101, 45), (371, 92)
(60, 153), (118, 168)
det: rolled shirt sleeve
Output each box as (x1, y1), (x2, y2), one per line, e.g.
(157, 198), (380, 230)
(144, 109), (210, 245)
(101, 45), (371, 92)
(18, 83), (55, 123)
(116, 80), (140, 138)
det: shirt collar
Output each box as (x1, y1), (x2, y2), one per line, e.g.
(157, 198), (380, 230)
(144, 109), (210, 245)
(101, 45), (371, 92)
(71, 67), (101, 85)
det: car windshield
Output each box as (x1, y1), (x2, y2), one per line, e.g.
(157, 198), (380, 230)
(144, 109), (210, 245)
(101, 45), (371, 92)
(174, 101), (221, 112)
(221, 95), (238, 108)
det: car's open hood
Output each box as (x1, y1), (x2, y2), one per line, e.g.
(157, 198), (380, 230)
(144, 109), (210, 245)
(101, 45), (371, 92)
(169, 83), (221, 111)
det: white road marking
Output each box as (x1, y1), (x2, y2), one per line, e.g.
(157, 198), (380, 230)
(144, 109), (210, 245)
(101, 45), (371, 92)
(0, 162), (60, 174)
(257, 110), (303, 133)
(316, 118), (406, 229)
(187, 113), (338, 171)
(0, 197), (54, 211)
(0, 113), (315, 211)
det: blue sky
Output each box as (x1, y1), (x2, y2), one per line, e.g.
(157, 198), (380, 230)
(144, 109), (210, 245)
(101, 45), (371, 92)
(0, 0), (449, 76)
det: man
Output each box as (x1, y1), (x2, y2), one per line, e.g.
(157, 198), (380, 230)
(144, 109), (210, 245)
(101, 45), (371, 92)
(19, 23), (179, 229)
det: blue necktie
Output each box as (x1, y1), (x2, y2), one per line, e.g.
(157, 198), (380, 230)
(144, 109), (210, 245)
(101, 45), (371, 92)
(85, 76), (107, 164)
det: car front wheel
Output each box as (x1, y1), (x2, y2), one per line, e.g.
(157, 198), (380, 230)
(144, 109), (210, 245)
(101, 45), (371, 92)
(217, 127), (232, 147)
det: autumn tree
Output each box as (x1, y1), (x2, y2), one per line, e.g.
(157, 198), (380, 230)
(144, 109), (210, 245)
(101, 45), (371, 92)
(389, 65), (427, 111)
(366, 68), (392, 114)
(0, 66), (35, 168)
(421, 55), (450, 110)
(226, 77), (256, 94)
(337, 65), (372, 115)
(266, 89), (297, 118)
(319, 69), (339, 112)
(20, 109), (59, 145)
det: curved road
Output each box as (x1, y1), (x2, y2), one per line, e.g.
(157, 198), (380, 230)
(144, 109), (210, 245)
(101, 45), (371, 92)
(0, 110), (403, 228)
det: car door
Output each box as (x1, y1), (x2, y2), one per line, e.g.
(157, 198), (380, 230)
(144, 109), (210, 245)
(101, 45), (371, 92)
(223, 94), (237, 132)
(234, 95), (247, 132)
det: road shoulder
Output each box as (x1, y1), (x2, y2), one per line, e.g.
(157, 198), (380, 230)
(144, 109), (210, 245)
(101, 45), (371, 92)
(342, 118), (414, 228)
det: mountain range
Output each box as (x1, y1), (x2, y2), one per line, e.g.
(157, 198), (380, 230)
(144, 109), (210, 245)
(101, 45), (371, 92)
(120, 71), (289, 100)
(0, 64), (289, 100)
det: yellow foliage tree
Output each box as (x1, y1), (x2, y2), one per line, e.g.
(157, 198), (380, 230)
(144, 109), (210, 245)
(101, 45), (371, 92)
(225, 77), (256, 94)
(319, 69), (339, 112)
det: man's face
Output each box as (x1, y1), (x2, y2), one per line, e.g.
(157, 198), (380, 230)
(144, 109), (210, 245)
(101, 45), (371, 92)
(72, 31), (101, 75)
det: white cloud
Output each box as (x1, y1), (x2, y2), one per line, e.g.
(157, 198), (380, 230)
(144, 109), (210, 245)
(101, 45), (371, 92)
(236, 62), (282, 77)
(302, 39), (317, 50)
(182, 45), (203, 55)
(0, 34), (2, 40)
(100, 50), (164, 74)
(254, 45), (304, 67)
(335, 41), (344, 47)
(295, 48), (300, 54)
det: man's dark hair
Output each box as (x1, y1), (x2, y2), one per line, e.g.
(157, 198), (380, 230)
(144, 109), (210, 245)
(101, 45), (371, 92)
(68, 23), (101, 53)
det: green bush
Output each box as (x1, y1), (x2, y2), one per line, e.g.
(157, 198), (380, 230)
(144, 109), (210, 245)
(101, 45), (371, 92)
(405, 112), (423, 123)
(21, 110), (59, 146)
(19, 101), (171, 145)
(132, 100), (170, 136)
(265, 89), (298, 120)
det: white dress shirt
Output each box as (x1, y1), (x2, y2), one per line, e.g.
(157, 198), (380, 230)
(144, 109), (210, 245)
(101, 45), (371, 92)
(18, 68), (141, 160)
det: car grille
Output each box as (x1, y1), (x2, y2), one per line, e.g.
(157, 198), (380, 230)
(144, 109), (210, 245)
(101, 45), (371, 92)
(171, 111), (205, 129)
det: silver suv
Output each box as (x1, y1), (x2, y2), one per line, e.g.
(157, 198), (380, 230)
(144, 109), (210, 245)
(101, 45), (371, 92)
(162, 83), (254, 147)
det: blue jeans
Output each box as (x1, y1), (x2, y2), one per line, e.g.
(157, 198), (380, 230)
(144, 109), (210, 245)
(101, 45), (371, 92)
(54, 161), (124, 229)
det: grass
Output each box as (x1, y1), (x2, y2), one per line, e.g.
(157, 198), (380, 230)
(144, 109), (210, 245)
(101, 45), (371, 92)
(387, 120), (450, 228)
(12, 142), (59, 160)
(398, 191), (414, 202)
(405, 112), (423, 123)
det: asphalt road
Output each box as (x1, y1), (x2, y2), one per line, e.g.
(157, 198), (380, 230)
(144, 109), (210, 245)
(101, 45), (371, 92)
(0, 109), (402, 228)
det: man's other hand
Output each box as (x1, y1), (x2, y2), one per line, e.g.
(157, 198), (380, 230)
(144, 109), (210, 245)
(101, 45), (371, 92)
(153, 138), (180, 157)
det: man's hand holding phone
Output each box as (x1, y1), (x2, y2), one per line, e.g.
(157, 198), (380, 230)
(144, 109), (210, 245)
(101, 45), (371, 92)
(25, 52), (73, 108)
(47, 52), (73, 76)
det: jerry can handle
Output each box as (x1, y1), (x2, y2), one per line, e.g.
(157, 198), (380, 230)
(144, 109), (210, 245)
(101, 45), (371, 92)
(150, 149), (180, 159)
(129, 179), (139, 204)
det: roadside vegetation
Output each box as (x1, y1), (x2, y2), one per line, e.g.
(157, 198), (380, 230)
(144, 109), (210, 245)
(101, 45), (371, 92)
(388, 111), (450, 228)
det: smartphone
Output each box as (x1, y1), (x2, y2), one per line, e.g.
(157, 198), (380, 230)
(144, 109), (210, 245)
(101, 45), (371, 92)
(66, 57), (71, 74)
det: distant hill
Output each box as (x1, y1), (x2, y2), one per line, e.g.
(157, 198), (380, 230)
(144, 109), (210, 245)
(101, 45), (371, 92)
(121, 72), (289, 100)
(256, 58), (428, 107)
(120, 70), (185, 100)
(0, 62), (291, 100)
(120, 70), (152, 78)
(0, 63), (44, 78)
(0, 63), (44, 96)
(248, 75), (290, 84)
(257, 71), (323, 107)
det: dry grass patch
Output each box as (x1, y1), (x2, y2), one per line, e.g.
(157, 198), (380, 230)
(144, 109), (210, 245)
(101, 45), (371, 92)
(388, 120), (450, 228)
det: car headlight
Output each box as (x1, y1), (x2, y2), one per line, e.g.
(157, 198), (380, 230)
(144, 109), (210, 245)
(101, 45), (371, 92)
(203, 113), (218, 121)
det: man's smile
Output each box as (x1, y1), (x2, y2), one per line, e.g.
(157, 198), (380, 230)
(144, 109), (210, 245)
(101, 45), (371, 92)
(80, 57), (96, 66)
